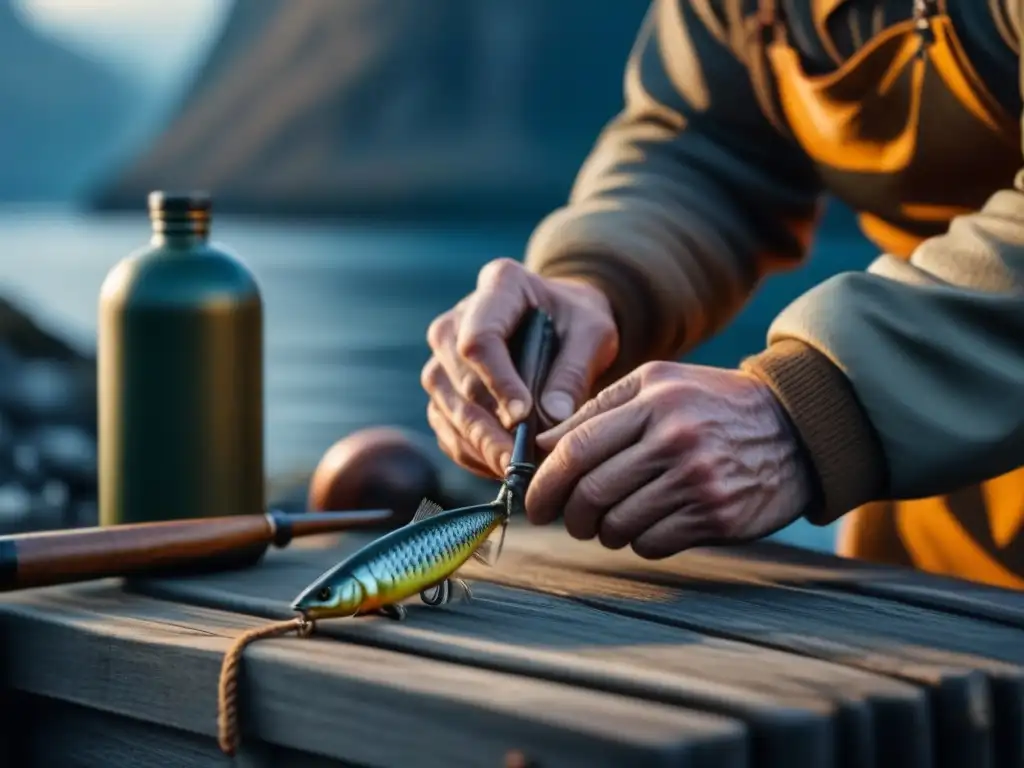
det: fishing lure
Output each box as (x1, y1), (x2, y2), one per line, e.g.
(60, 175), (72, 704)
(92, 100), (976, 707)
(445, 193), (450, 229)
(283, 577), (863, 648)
(218, 310), (557, 757)
(290, 496), (509, 621)
(291, 309), (557, 623)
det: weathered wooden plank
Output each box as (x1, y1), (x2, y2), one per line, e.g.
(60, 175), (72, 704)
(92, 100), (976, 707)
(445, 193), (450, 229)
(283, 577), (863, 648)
(135, 546), (933, 768)
(10, 694), (355, 768)
(737, 543), (1024, 630)
(0, 584), (747, 768)
(504, 531), (1024, 629)
(457, 532), (1024, 768)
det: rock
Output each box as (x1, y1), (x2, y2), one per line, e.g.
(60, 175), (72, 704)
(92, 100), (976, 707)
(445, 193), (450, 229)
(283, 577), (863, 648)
(0, 341), (20, 373)
(0, 296), (91, 363)
(27, 425), (98, 488)
(0, 482), (33, 528)
(0, 292), (99, 533)
(0, 358), (97, 430)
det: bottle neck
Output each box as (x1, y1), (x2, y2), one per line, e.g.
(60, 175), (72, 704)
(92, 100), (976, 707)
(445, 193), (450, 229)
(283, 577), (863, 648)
(149, 213), (210, 247)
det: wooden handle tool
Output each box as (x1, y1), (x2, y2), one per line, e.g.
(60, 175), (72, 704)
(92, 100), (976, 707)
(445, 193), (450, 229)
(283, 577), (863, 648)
(0, 508), (392, 591)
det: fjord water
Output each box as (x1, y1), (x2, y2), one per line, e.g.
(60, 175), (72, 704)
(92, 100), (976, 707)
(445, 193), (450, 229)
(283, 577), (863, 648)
(0, 206), (875, 551)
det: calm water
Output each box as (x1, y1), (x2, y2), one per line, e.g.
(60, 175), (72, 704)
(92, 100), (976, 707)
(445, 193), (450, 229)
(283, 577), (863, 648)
(0, 206), (875, 551)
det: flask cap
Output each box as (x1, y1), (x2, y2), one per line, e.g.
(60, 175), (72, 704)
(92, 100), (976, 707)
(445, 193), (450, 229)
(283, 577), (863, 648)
(148, 191), (212, 237)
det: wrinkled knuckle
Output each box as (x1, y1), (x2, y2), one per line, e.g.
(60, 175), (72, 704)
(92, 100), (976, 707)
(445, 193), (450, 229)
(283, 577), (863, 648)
(448, 397), (472, 430)
(574, 475), (609, 509)
(681, 461), (724, 503)
(701, 478), (736, 513)
(687, 459), (717, 485)
(592, 379), (627, 410)
(455, 330), (490, 363)
(638, 361), (675, 383)
(555, 429), (590, 472)
(426, 314), (454, 349)
(661, 420), (698, 452)
(479, 257), (523, 288)
(420, 358), (444, 392)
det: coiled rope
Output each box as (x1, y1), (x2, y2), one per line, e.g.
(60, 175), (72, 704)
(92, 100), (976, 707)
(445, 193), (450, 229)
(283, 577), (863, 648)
(217, 615), (315, 756)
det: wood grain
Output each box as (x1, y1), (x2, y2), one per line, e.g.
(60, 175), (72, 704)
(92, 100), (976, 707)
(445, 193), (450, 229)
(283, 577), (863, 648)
(5, 524), (1023, 768)
(504, 530), (1024, 629)
(460, 531), (1024, 768)
(741, 543), (1024, 630)
(134, 546), (934, 768)
(0, 583), (746, 768)
(12, 695), (358, 768)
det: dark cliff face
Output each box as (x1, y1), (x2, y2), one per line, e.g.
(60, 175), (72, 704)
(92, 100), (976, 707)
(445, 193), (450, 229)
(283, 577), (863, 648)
(90, 0), (651, 221)
(0, 0), (137, 202)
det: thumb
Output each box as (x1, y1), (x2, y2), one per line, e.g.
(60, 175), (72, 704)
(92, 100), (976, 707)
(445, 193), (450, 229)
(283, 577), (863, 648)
(539, 319), (618, 424)
(537, 368), (642, 450)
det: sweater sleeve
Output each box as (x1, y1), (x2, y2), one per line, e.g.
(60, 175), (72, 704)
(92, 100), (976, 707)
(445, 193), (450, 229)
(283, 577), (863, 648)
(524, 0), (823, 380)
(744, 2), (1024, 525)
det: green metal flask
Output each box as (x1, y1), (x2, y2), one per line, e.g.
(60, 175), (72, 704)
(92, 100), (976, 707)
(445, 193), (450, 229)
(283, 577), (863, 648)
(98, 192), (264, 525)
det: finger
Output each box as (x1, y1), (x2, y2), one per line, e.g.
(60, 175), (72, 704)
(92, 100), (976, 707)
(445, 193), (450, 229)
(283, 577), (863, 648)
(537, 370), (644, 451)
(421, 359), (512, 474)
(426, 402), (495, 479)
(630, 507), (722, 560)
(561, 442), (663, 541)
(597, 469), (690, 550)
(526, 402), (646, 528)
(456, 259), (537, 425)
(540, 313), (618, 423)
(429, 320), (499, 412)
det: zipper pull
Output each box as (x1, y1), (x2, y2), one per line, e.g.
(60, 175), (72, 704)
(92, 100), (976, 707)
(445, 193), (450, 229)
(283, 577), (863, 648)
(913, 0), (937, 54)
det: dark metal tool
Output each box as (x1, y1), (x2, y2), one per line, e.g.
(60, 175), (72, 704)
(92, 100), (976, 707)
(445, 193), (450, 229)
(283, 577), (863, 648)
(498, 308), (560, 516)
(394, 308), (559, 564)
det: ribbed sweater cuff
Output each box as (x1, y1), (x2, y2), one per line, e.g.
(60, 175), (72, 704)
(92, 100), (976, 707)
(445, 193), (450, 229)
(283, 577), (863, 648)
(742, 340), (888, 525)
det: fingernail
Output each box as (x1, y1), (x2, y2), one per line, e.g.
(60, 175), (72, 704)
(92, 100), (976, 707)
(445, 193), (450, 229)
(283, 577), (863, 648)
(499, 452), (511, 469)
(506, 399), (528, 422)
(541, 392), (574, 422)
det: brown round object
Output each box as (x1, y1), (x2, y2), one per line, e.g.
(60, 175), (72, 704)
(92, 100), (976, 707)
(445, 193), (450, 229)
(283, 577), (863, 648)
(308, 427), (442, 527)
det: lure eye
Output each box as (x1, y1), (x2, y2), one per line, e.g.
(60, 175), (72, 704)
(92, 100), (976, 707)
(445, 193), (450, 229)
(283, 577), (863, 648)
(316, 586), (332, 603)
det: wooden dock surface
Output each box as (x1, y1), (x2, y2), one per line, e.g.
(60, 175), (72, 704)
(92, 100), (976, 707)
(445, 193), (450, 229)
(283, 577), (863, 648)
(0, 523), (1022, 768)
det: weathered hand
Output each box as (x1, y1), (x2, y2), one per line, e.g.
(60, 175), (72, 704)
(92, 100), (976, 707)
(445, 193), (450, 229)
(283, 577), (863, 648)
(421, 258), (619, 478)
(526, 361), (815, 559)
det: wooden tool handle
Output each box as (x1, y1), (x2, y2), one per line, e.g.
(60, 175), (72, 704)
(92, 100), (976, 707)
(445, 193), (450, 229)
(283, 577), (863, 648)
(0, 515), (272, 590)
(0, 509), (392, 591)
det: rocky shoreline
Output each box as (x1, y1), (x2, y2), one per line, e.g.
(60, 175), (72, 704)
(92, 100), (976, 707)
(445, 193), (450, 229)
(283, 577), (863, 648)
(0, 295), (99, 533)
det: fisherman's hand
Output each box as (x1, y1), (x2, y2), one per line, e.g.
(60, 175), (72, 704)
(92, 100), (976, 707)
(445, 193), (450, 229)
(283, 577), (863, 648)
(526, 362), (815, 558)
(421, 258), (619, 478)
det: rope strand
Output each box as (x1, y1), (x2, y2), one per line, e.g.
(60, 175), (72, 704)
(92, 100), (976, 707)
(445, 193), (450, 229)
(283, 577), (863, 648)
(218, 616), (314, 756)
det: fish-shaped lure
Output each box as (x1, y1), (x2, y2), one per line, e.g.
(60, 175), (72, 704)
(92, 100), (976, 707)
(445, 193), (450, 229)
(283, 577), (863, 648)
(290, 498), (508, 621)
(293, 310), (557, 623)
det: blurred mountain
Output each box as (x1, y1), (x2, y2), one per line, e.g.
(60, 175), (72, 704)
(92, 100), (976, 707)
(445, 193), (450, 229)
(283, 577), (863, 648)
(0, 0), (137, 202)
(90, 0), (650, 221)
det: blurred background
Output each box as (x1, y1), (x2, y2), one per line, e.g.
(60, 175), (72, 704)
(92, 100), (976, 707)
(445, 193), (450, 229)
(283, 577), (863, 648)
(0, 0), (874, 547)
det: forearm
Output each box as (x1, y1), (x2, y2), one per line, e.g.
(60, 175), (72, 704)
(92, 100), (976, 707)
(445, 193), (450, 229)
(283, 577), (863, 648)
(524, 0), (821, 379)
(745, 185), (1024, 523)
